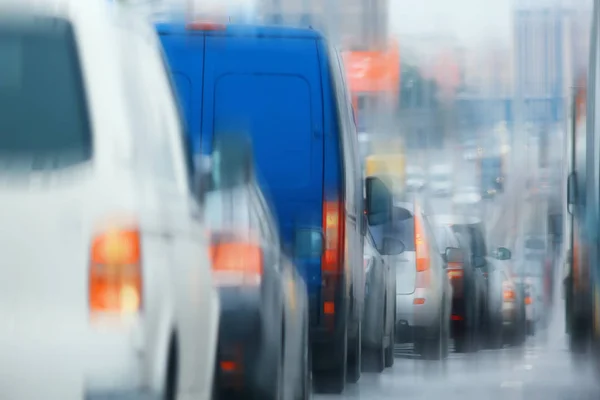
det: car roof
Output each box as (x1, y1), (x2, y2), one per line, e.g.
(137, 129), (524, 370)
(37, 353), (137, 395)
(155, 22), (324, 39)
(433, 214), (482, 226)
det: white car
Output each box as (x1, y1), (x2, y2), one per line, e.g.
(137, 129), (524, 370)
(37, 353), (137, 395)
(428, 165), (453, 196)
(406, 166), (427, 191)
(0, 2), (219, 399)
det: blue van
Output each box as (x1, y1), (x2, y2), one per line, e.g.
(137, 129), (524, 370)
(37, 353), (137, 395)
(157, 21), (366, 392)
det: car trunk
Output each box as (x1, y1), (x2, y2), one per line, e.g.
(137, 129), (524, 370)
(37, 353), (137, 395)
(395, 251), (416, 294)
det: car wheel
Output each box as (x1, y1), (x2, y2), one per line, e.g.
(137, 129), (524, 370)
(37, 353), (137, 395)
(362, 310), (385, 373)
(296, 315), (312, 400)
(418, 308), (444, 361)
(346, 318), (362, 382)
(384, 298), (396, 368)
(313, 329), (347, 394)
(487, 312), (504, 350)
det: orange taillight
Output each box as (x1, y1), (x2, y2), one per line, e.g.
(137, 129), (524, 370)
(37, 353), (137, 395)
(525, 296), (532, 305)
(209, 241), (263, 286)
(414, 210), (431, 288)
(322, 201), (344, 273)
(89, 228), (142, 314)
(503, 283), (515, 301)
(447, 269), (463, 279)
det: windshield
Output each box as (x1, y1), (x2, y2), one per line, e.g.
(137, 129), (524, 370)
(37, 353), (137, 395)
(369, 214), (415, 252)
(452, 224), (486, 257)
(0, 17), (91, 171)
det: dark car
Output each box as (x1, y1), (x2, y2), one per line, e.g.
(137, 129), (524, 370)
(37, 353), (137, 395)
(434, 222), (487, 352)
(434, 215), (507, 349)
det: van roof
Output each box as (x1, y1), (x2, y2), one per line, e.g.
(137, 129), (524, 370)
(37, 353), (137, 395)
(155, 22), (324, 39)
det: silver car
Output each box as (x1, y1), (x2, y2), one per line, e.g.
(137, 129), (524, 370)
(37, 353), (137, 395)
(362, 226), (405, 372)
(393, 200), (453, 360)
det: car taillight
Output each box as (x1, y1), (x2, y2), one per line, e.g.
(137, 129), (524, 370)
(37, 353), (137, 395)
(525, 296), (532, 305)
(89, 227), (142, 314)
(209, 241), (263, 286)
(503, 282), (515, 301)
(414, 210), (430, 303)
(447, 267), (463, 280)
(321, 200), (345, 326)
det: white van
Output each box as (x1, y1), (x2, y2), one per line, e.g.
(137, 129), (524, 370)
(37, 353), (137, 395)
(0, 1), (219, 399)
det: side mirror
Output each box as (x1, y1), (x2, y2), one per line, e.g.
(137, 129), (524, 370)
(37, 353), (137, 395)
(210, 133), (254, 191)
(445, 247), (464, 264)
(494, 247), (512, 260)
(365, 176), (393, 226)
(382, 237), (405, 255)
(294, 228), (324, 259)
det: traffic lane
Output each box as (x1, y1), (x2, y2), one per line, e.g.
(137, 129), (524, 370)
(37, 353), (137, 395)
(314, 343), (600, 399)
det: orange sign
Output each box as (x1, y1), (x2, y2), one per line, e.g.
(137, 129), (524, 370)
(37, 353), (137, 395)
(342, 44), (400, 94)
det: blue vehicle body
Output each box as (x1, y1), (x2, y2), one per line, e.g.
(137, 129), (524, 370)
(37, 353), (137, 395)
(157, 22), (365, 388)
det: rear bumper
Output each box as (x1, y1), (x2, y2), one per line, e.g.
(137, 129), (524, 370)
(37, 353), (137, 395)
(215, 288), (279, 393)
(502, 302), (517, 325)
(396, 292), (440, 342)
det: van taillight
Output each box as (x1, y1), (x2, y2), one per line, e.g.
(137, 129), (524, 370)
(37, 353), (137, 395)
(186, 22), (226, 31)
(322, 201), (344, 273)
(321, 200), (345, 326)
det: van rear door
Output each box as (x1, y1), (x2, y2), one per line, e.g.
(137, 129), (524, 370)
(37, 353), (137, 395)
(202, 34), (324, 282)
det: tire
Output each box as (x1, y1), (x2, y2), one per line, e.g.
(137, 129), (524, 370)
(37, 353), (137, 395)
(313, 330), (347, 394)
(384, 298), (396, 368)
(164, 337), (178, 400)
(418, 306), (446, 361)
(363, 294), (386, 373)
(570, 316), (591, 354)
(346, 318), (362, 382)
(487, 313), (504, 350)
(296, 317), (312, 400)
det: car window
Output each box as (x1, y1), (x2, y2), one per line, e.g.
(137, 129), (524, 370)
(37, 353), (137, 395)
(369, 213), (415, 251)
(0, 17), (91, 171)
(452, 224), (487, 257)
(203, 187), (252, 231)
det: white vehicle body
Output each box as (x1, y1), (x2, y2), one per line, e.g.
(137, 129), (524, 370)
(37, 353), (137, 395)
(393, 201), (452, 349)
(406, 166), (426, 191)
(0, 1), (219, 399)
(428, 165), (453, 196)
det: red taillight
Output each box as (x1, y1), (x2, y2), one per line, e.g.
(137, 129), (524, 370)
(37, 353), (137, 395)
(322, 201), (344, 273)
(186, 22), (226, 31)
(209, 241), (263, 286)
(321, 200), (345, 327)
(503, 282), (515, 301)
(89, 227), (142, 314)
(447, 269), (463, 279)
(414, 210), (430, 288)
